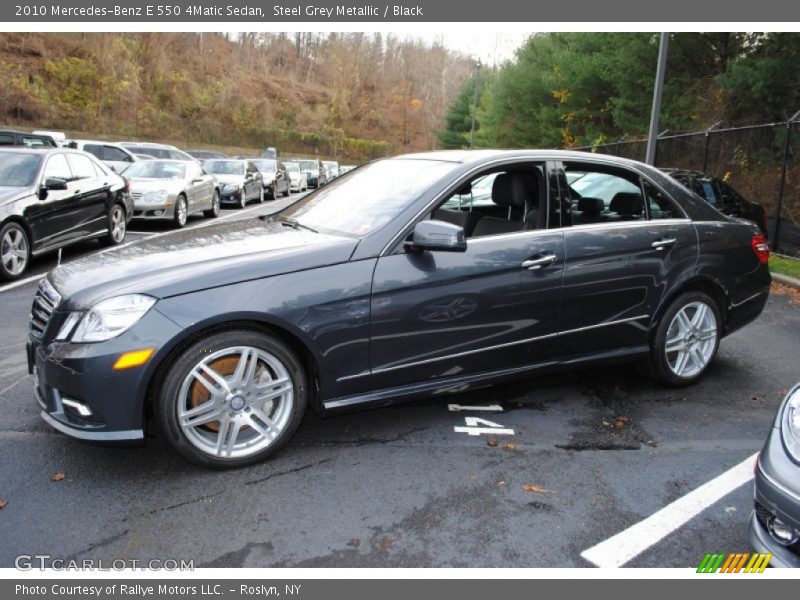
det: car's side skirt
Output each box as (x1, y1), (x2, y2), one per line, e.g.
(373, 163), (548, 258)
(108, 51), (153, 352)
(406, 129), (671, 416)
(322, 345), (650, 415)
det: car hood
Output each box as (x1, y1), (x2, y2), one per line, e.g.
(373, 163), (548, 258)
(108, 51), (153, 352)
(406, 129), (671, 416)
(49, 218), (359, 310)
(128, 178), (186, 191)
(0, 186), (32, 206)
(213, 174), (246, 186)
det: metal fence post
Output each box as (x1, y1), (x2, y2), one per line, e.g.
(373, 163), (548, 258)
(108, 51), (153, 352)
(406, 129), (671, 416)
(702, 121), (720, 173)
(774, 115), (798, 251)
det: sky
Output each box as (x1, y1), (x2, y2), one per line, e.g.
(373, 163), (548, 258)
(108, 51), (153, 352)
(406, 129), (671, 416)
(406, 31), (531, 66)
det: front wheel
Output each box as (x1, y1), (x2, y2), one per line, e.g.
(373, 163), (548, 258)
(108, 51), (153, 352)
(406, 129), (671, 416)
(0, 221), (30, 280)
(102, 203), (127, 246)
(645, 292), (721, 386)
(157, 329), (308, 468)
(173, 195), (188, 228)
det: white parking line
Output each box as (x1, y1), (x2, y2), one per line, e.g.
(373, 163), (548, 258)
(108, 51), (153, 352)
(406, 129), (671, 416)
(580, 452), (758, 568)
(0, 203), (273, 294)
(448, 404), (503, 412)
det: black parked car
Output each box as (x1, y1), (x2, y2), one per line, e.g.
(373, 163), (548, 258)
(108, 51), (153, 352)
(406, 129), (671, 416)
(203, 159), (264, 207)
(664, 169), (769, 238)
(290, 158), (327, 188)
(0, 148), (132, 280)
(250, 158), (291, 199)
(750, 383), (800, 567)
(28, 150), (770, 468)
(0, 130), (58, 149)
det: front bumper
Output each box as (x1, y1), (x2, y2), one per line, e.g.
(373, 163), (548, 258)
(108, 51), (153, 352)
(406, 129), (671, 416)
(748, 419), (800, 567)
(132, 203), (174, 221)
(220, 189), (244, 204)
(28, 307), (182, 443)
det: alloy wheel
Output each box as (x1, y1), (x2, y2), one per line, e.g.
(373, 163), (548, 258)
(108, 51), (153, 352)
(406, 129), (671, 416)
(110, 206), (126, 243)
(1, 226), (29, 276)
(664, 301), (718, 378)
(176, 346), (295, 459)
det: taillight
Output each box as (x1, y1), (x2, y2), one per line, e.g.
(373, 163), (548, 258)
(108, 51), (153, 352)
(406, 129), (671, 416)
(751, 234), (769, 264)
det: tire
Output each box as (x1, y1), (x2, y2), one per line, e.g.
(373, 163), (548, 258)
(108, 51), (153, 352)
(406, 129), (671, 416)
(644, 291), (721, 386)
(258, 185), (265, 203)
(238, 191), (246, 209)
(173, 195), (188, 228)
(157, 329), (308, 468)
(282, 183), (290, 198)
(204, 189), (221, 218)
(0, 221), (30, 281)
(101, 203), (127, 246)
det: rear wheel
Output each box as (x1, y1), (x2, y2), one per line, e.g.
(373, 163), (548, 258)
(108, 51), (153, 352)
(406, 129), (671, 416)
(173, 195), (188, 228)
(204, 189), (220, 218)
(157, 329), (308, 468)
(102, 203), (126, 246)
(0, 221), (30, 280)
(645, 291), (721, 386)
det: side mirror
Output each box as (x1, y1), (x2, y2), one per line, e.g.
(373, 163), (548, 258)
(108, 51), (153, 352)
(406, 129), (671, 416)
(407, 220), (467, 252)
(44, 177), (68, 190)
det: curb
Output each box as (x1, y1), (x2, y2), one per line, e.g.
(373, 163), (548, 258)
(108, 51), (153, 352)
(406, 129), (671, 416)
(772, 272), (800, 290)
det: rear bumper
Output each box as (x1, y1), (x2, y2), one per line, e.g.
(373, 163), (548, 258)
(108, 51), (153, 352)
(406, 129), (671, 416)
(725, 286), (770, 336)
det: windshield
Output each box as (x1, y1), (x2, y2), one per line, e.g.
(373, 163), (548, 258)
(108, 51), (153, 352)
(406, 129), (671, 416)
(124, 160), (186, 179)
(284, 162), (300, 172)
(298, 160), (317, 171)
(0, 152), (41, 187)
(251, 159), (276, 172)
(278, 158), (456, 237)
(205, 160), (245, 175)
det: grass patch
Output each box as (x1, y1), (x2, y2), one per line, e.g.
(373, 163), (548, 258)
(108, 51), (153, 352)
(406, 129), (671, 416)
(770, 254), (800, 280)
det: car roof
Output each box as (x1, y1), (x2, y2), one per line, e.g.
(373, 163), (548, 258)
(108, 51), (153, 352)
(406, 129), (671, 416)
(118, 141), (178, 149)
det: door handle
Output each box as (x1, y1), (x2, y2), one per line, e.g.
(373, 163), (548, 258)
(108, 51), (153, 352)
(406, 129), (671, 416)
(521, 253), (557, 270)
(651, 238), (677, 250)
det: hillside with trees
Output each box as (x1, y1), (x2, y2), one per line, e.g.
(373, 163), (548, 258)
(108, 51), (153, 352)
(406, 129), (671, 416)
(0, 32), (475, 161)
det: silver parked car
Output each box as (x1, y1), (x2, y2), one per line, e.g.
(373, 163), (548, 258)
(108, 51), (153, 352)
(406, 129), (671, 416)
(117, 141), (197, 162)
(284, 161), (308, 192)
(66, 140), (138, 174)
(124, 159), (220, 228)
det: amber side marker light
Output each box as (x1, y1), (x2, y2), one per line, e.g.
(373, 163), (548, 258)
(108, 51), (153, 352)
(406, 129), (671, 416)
(113, 348), (155, 370)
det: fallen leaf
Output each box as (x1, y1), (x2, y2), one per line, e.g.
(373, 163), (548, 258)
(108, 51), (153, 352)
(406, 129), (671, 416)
(0, 500), (7, 509)
(503, 442), (517, 450)
(487, 438), (498, 447)
(602, 420), (611, 427)
(497, 480), (506, 486)
(522, 483), (554, 494)
(375, 536), (397, 552)
(347, 538), (360, 548)
(51, 472), (66, 482)
(614, 416), (629, 430)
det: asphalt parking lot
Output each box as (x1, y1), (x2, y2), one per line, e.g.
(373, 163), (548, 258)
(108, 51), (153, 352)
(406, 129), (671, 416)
(0, 207), (798, 567)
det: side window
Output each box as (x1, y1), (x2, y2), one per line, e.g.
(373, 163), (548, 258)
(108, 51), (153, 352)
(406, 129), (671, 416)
(103, 145), (131, 162)
(693, 177), (719, 205)
(717, 181), (745, 214)
(643, 181), (683, 220)
(43, 154), (72, 181)
(0, 134), (14, 146)
(66, 153), (98, 180)
(563, 164), (644, 225)
(168, 149), (185, 160)
(432, 165), (544, 238)
(84, 144), (104, 159)
(22, 136), (52, 148)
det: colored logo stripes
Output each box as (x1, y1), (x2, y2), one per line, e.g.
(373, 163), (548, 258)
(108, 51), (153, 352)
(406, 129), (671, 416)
(696, 552), (772, 573)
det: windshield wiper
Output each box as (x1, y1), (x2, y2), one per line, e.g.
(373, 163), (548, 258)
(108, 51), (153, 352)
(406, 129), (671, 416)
(278, 217), (318, 233)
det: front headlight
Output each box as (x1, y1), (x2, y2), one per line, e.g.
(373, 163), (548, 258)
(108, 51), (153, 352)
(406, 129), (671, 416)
(781, 387), (800, 463)
(57, 295), (156, 343)
(223, 183), (240, 192)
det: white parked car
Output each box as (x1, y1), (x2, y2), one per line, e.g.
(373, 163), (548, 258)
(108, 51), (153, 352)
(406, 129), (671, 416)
(66, 140), (138, 174)
(284, 161), (308, 192)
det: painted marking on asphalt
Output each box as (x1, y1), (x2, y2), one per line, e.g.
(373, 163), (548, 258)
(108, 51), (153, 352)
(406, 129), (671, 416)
(448, 404), (503, 412)
(580, 452), (758, 568)
(454, 416), (515, 437)
(0, 273), (44, 294)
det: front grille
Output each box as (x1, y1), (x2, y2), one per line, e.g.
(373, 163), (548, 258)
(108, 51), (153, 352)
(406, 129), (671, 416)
(30, 279), (61, 338)
(131, 192), (143, 201)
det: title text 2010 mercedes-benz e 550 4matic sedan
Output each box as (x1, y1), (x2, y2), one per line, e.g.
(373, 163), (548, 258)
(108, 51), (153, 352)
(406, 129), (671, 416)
(27, 150), (771, 468)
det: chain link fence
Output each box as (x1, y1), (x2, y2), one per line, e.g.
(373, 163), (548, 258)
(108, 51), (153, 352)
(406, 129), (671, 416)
(579, 119), (800, 257)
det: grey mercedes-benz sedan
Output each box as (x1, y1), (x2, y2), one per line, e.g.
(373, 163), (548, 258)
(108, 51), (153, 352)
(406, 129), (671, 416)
(27, 150), (771, 468)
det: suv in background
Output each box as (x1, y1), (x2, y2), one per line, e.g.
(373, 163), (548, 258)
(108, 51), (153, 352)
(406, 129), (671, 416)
(117, 142), (196, 162)
(0, 130), (58, 149)
(67, 140), (138, 173)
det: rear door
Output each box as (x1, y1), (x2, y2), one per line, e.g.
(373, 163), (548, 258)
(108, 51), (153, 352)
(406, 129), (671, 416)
(59, 153), (109, 241)
(555, 161), (697, 359)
